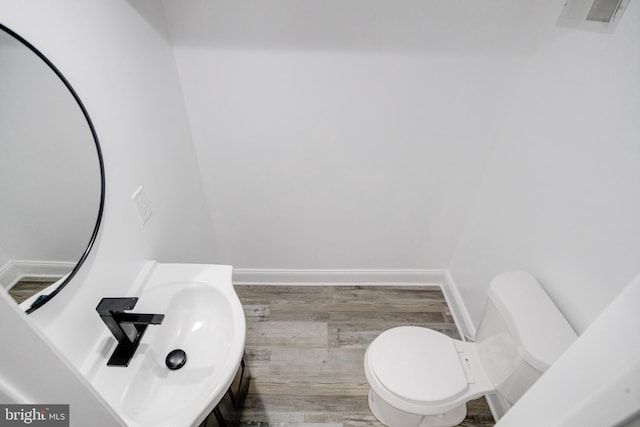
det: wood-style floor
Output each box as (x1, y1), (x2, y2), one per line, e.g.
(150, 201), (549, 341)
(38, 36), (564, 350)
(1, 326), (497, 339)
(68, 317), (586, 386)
(8, 278), (55, 304)
(234, 285), (495, 427)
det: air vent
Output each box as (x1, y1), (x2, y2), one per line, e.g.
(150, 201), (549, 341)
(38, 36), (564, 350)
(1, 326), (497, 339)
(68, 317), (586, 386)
(558, 0), (630, 33)
(586, 0), (623, 22)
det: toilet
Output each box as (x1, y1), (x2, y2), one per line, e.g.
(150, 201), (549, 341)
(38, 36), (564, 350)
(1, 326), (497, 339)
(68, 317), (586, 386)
(364, 271), (577, 427)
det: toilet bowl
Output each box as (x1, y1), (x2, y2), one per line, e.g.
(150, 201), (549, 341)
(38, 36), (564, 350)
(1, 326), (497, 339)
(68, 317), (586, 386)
(364, 271), (577, 427)
(365, 327), (492, 427)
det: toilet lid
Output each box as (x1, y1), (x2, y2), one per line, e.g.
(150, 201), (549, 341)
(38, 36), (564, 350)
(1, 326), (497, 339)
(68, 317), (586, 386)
(368, 326), (468, 404)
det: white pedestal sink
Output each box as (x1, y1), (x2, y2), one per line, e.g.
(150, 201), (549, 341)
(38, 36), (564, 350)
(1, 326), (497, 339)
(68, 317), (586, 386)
(82, 262), (246, 427)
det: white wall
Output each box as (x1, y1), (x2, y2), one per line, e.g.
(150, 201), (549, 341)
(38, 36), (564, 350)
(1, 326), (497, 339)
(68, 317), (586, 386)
(162, 0), (541, 270)
(0, 0), (216, 368)
(0, 245), (10, 270)
(163, 0), (639, 336)
(0, 289), (124, 426)
(449, 0), (640, 333)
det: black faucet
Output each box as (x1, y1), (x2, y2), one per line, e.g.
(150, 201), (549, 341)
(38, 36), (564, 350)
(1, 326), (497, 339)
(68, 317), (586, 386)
(96, 297), (165, 367)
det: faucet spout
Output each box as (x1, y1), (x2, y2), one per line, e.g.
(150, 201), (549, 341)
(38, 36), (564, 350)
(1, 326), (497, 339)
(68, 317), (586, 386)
(114, 312), (165, 325)
(96, 297), (165, 367)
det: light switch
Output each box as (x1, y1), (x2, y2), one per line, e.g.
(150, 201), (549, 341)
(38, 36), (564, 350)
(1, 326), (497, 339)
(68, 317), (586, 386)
(131, 186), (152, 225)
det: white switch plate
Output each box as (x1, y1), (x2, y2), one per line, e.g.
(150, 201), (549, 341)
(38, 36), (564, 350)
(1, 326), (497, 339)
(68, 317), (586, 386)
(131, 186), (152, 225)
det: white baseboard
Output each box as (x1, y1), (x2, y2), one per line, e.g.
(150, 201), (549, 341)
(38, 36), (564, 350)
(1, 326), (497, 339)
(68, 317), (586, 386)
(485, 393), (511, 422)
(233, 268), (476, 339)
(441, 271), (477, 341)
(0, 260), (75, 290)
(232, 268), (446, 286)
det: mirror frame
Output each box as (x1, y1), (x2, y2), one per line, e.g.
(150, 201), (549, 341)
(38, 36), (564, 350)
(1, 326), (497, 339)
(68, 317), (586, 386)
(0, 23), (105, 314)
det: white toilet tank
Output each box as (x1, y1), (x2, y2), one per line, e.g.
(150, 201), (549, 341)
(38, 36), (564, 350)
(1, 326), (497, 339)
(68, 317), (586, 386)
(475, 271), (577, 405)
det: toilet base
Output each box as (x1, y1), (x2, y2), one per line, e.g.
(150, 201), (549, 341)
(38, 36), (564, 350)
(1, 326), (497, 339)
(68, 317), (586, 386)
(368, 389), (467, 427)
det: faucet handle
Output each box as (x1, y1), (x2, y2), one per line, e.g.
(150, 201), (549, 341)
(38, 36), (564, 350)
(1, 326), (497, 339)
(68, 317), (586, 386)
(96, 297), (139, 315)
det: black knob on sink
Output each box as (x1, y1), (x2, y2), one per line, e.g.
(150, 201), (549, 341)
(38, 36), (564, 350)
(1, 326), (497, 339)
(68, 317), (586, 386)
(166, 349), (187, 370)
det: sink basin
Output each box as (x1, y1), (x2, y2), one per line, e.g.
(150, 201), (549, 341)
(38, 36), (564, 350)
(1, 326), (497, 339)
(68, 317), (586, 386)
(84, 262), (246, 427)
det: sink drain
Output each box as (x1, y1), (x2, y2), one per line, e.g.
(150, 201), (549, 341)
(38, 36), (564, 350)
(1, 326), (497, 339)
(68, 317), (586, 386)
(165, 349), (187, 370)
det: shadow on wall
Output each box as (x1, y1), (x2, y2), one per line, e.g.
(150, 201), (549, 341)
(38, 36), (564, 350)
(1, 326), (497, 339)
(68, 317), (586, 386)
(158, 0), (545, 53)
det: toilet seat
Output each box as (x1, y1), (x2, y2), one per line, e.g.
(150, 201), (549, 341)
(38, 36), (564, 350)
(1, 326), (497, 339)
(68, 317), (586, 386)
(365, 326), (494, 416)
(368, 327), (468, 403)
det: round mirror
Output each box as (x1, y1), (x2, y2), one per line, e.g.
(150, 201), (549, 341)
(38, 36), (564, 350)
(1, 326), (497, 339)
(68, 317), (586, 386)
(0, 23), (104, 313)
